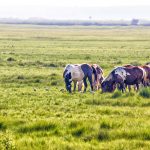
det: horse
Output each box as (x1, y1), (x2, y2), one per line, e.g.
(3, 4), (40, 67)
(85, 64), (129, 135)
(91, 64), (104, 90)
(63, 64), (97, 93)
(101, 72), (116, 93)
(141, 65), (150, 86)
(101, 66), (146, 93)
(77, 64), (104, 91)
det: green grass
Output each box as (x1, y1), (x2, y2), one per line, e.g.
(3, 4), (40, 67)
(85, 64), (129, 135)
(139, 87), (150, 98)
(0, 24), (150, 150)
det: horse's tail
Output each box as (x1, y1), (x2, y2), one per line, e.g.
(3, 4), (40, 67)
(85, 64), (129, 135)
(91, 65), (97, 82)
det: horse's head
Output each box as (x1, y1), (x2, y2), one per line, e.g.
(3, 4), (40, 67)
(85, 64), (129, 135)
(101, 80), (116, 93)
(63, 65), (73, 93)
(101, 71), (117, 93)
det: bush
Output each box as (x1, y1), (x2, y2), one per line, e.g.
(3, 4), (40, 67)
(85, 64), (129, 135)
(139, 88), (150, 98)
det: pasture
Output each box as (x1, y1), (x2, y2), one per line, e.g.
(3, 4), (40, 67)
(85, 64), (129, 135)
(0, 24), (150, 150)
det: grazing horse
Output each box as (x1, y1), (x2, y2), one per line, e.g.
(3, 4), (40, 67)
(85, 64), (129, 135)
(123, 65), (138, 91)
(77, 64), (104, 91)
(91, 64), (104, 90)
(141, 65), (150, 86)
(102, 66), (146, 93)
(101, 72), (116, 93)
(63, 64), (97, 93)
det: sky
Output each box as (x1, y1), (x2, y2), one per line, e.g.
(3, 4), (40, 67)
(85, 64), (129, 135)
(0, 0), (150, 19)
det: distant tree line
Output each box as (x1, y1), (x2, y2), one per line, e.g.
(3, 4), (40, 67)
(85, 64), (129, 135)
(0, 18), (150, 26)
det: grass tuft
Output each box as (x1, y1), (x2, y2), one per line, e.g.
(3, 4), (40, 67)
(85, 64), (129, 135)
(139, 87), (150, 98)
(7, 57), (16, 62)
(18, 121), (57, 133)
(111, 91), (122, 99)
(97, 130), (109, 141)
(72, 127), (85, 137)
(0, 122), (6, 130)
(100, 121), (112, 129)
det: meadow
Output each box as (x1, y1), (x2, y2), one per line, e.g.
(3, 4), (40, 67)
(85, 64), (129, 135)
(0, 24), (150, 150)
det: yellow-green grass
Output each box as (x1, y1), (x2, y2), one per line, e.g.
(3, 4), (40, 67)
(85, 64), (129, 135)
(0, 24), (150, 150)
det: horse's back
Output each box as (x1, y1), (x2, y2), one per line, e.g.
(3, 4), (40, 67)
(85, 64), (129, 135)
(71, 65), (83, 81)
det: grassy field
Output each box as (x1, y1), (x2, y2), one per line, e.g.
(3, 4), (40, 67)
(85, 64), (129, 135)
(0, 24), (150, 150)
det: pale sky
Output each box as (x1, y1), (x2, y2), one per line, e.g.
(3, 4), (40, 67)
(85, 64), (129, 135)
(0, 0), (150, 19)
(1, 0), (150, 7)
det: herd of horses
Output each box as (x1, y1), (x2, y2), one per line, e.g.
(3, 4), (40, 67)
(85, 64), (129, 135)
(63, 63), (150, 93)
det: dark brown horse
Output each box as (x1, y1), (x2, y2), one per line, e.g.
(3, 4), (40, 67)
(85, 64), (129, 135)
(102, 66), (146, 93)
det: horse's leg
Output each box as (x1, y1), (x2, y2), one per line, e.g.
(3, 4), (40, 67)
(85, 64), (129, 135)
(128, 85), (131, 92)
(123, 83), (126, 92)
(135, 83), (139, 92)
(120, 82), (125, 93)
(83, 77), (88, 92)
(78, 81), (83, 92)
(73, 81), (77, 92)
(87, 75), (93, 92)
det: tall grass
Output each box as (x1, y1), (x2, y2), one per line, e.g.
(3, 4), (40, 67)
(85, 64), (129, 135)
(139, 87), (150, 98)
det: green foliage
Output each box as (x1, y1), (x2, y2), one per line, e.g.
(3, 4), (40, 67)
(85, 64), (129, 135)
(7, 57), (16, 62)
(0, 122), (6, 130)
(111, 91), (122, 98)
(0, 131), (16, 150)
(97, 130), (109, 141)
(139, 87), (150, 98)
(18, 121), (57, 133)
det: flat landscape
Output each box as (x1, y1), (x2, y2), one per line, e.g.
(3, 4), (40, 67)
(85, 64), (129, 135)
(0, 24), (150, 150)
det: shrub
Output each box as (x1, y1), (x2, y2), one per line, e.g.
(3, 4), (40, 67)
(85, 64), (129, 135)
(139, 88), (150, 98)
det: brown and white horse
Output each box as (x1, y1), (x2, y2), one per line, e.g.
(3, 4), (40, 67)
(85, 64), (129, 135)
(63, 64), (97, 93)
(77, 64), (104, 91)
(102, 66), (146, 93)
